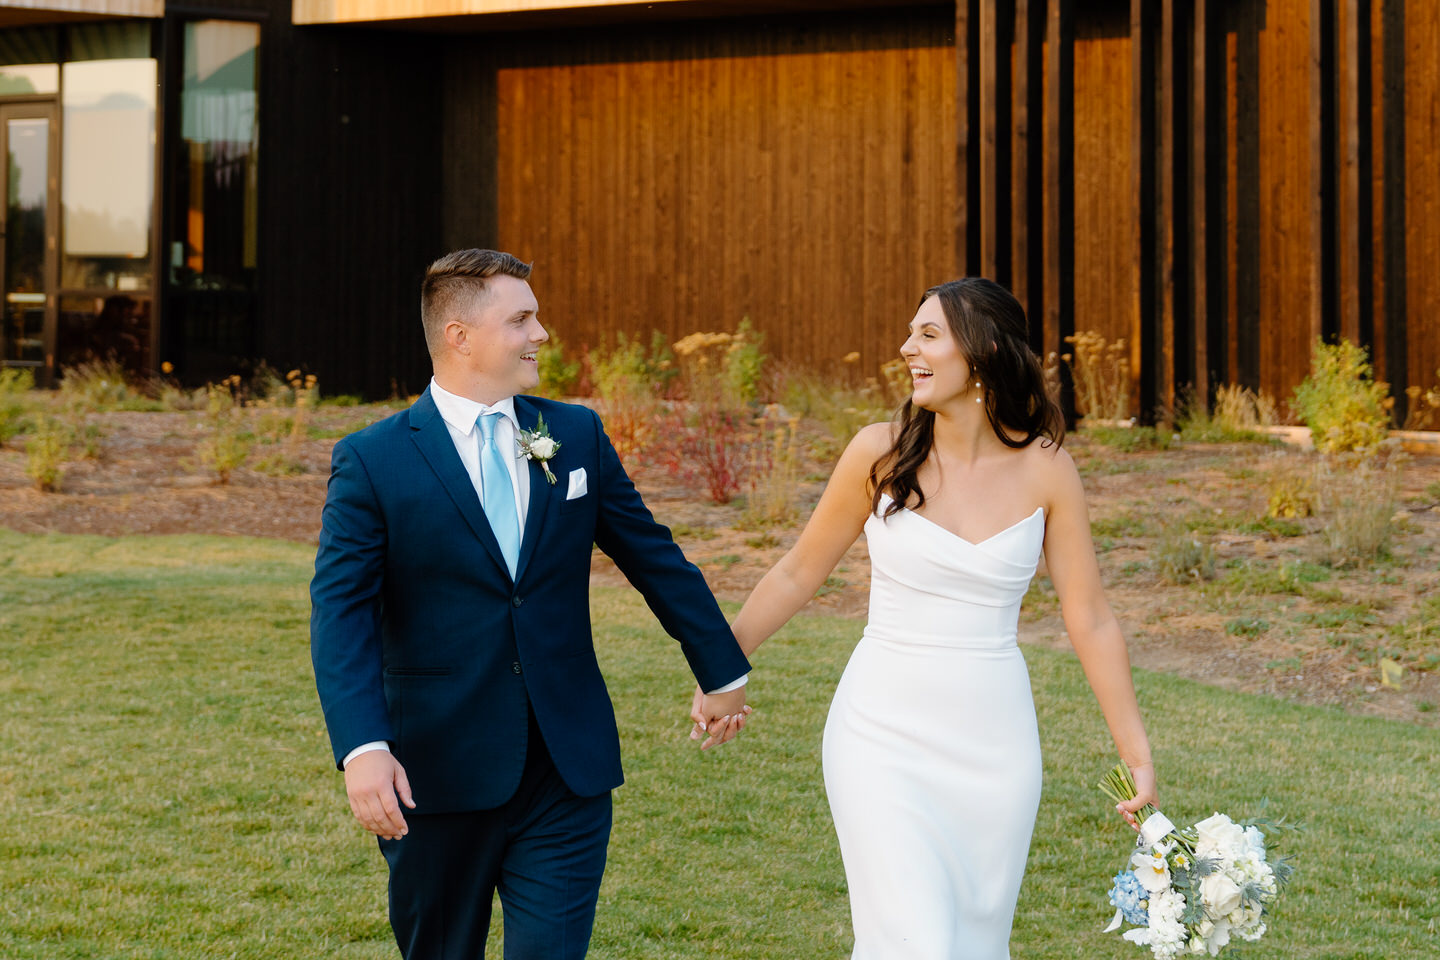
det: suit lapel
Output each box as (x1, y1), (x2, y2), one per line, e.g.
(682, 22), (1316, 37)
(513, 396), (555, 583)
(407, 389), (513, 582)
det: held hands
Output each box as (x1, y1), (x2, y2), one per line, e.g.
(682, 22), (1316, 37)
(344, 750), (416, 839)
(688, 684), (753, 750)
(1116, 761), (1159, 832)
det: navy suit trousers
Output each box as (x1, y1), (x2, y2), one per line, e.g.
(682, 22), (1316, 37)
(379, 713), (613, 960)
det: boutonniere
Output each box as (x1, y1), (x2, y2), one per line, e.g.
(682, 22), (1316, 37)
(516, 412), (562, 484)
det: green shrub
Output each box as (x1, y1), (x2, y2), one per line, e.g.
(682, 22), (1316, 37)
(724, 317), (766, 407)
(0, 368), (35, 441)
(25, 415), (68, 491)
(589, 331), (677, 401)
(1081, 424), (1172, 452)
(672, 323), (768, 409)
(537, 330), (582, 398)
(196, 386), (252, 484)
(1292, 339), (1393, 454)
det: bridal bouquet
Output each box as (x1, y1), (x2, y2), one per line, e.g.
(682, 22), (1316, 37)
(1097, 764), (1298, 958)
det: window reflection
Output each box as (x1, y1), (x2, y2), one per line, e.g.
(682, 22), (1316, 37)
(4, 118), (49, 368)
(57, 294), (152, 375)
(61, 57), (157, 291)
(173, 21), (259, 291)
(0, 65), (59, 95)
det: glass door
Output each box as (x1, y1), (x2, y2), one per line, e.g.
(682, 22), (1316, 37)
(1, 102), (58, 385)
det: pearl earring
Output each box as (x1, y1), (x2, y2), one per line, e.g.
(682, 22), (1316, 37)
(974, 381), (983, 403)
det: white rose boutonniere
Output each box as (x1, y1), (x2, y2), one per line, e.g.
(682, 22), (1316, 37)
(517, 412), (562, 485)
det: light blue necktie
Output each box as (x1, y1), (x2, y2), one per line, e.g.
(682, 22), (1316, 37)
(478, 411), (521, 577)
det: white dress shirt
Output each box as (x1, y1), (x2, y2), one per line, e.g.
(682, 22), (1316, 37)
(342, 381), (742, 769)
(430, 378), (529, 530)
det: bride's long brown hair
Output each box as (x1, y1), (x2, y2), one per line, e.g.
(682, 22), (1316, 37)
(870, 278), (1064, 519)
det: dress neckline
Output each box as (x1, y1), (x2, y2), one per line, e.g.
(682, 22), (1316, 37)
(878, 494), (1045, 548)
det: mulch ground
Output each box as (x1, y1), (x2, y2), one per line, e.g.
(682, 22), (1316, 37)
(3, 403), (1437, 727)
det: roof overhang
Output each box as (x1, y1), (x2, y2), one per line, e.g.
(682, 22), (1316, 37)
(292, 0), (907, 30)
(0, 0), (161, 28)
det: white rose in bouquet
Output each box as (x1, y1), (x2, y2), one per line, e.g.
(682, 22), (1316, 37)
(1194, 813), (1247, 864)
(529, 436), (557, 459)
(1200, 872), (1243, 917)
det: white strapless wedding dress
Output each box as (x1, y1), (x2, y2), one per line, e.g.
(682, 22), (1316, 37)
(823, 497), (1045, 960)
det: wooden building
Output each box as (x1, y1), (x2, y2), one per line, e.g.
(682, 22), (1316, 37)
(1, 0), (1434, 418)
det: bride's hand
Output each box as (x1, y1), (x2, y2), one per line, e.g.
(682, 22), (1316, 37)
(1117, 762), (1158, 831)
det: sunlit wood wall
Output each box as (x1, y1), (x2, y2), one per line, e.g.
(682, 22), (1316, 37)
(443, 9), (958, 374)
(434, 0), (1438, 417)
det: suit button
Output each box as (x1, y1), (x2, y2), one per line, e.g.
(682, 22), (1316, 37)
(512, 596), (523, 607)
(511, 661), (522, 674)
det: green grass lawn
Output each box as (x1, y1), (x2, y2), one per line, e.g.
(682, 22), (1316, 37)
(0, 531), (1435, 958)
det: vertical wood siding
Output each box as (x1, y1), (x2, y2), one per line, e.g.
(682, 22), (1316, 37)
(1404, 0), (1440, 393)
(1071, 15), (1134, 399)
(473, 11), (957, 374)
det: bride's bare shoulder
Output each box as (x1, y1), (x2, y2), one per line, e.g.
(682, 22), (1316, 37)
(852, 421), (898, 455)
(1018, 436), (1078, 479)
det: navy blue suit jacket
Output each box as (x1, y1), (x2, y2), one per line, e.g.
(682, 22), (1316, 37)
(310, 389), (750, 813)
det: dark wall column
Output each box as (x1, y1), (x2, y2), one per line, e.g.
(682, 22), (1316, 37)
(1044, 0), (1074, 399)
(1131, 0), (1157, 418)
(1012, 0), (1043, 347)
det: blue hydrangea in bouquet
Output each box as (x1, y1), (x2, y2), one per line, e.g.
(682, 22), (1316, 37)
(1097, 764), (1300, 958)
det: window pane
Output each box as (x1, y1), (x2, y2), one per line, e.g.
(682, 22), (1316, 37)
(57, 293), (152, 375)
(61, 57), (157, 290)
(0, 65), (59, 96)
(174, 20), (260, 288)
(4, 118), (50, 367)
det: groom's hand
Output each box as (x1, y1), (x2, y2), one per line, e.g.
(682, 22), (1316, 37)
(344, 750), (416, 839)
(689, 685), (752, 750)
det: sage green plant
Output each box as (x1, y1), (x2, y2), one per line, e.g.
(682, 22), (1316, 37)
(1292, 339), (1393, 454)
(0, 367), (34, 442)
(24, 414), (68, 491)
(195, 385), (252, 484)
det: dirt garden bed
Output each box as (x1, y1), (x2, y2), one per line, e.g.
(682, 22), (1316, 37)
(2, 402), (1437, 726)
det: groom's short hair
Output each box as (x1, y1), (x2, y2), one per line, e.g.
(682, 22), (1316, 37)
(421, 249), (533, 359)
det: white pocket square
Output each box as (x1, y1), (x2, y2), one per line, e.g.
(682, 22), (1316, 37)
(566, 467), (588, 500)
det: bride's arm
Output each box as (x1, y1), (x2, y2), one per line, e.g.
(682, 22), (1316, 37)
(1040, 446), (1157, 826)
(729, 423), (886, 657)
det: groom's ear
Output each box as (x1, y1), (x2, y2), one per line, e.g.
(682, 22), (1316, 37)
(445, 320), (470, 355)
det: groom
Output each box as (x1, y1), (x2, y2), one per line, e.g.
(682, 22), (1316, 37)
(310, 249), (752, 959)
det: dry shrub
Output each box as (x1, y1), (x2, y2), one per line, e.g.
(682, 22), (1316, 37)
(1214, 385), (1278, 431)
(740, 407), (803, 528)
(59, 357), (140, 410)
(672, 318), (766, 408)
(1313, 453), (1401, 566)
(588, 333), (674, 476)
(1152, 525), (1216, 584)
(1062, 330), (1130, 423)
(1266, 465), (1315, 519)
(776, 362), (894, 463)
(1402, 371), (1440, 430)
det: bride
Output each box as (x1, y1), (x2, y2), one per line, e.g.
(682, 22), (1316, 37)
(694, 278), (1158, 958)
